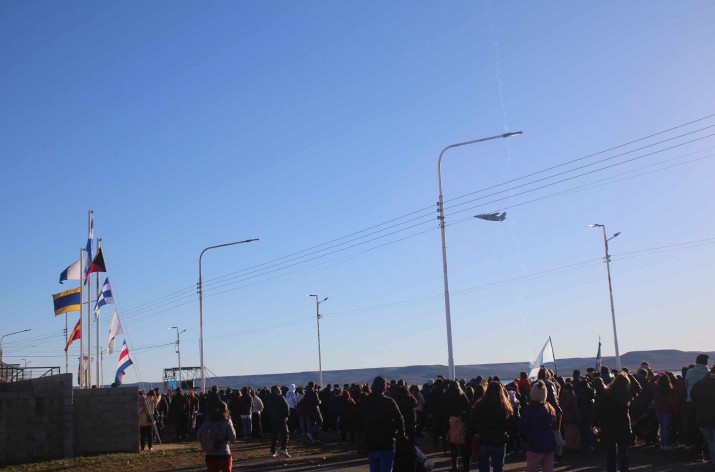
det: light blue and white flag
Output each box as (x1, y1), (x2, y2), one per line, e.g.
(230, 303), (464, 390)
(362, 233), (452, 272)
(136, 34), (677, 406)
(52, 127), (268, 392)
(529, 337), (555, 379)
(94, 277), (114, 320)
(59, 259), (81, 284)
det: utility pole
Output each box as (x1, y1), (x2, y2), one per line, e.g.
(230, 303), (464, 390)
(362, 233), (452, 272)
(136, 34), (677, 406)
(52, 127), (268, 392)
(308, 295), (328, 388)
(171, 326), (186, 387)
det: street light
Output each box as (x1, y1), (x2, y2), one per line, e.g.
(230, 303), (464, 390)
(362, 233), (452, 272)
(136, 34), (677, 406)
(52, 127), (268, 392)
(588, 224), (622, 371)
(170, 327), (186, 386)
(0, 328), (31, 367)
(308, 294), (328, 388)
(199, 238), (259, 393)
(21, 359), (31, 369)
(437, 131), (523, 379)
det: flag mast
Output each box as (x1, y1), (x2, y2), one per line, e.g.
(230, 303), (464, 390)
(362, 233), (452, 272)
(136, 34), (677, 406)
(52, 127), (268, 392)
(65, 312), (69, 375)
(95, 239), (101, 387)
(86, 210), (92, 388)
(79, 247), (85, 387)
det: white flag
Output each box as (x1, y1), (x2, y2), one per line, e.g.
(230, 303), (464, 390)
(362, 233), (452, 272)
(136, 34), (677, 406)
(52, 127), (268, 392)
(529, 337), (555, 378)
(107, 309), (123, 355)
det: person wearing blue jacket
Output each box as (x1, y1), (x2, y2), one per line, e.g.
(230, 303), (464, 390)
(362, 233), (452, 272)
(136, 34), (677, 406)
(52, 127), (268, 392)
(520, 381), (556, 472)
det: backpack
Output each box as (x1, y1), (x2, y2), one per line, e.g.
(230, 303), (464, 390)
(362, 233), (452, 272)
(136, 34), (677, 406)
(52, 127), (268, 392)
(199, 420), (222, 454)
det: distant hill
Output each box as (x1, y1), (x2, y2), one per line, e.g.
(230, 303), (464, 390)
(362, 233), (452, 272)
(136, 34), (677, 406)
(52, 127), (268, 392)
(141, 349), (713, 389)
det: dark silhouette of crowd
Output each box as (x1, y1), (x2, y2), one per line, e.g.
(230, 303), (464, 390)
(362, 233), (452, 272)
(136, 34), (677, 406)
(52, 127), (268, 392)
(138, 353), (715, 472)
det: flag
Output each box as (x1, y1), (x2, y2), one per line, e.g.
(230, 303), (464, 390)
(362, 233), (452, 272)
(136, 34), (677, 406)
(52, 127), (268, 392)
(529, 337), (556, 378)
(596, 337), (602, 371)
(107, 309), (123, 355)
(84, 246), (106, 283)
(52, 287), (82, 316)
(65, 316), (81, 351)
(59, 259), (81, 284)
(84, 210), (94, 281)
(94, 277), (114, 320)
(114, 340), (133, 385)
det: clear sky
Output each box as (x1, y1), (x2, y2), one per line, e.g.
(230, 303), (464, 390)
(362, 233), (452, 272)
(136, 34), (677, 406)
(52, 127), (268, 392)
(1, 1), (714, 386)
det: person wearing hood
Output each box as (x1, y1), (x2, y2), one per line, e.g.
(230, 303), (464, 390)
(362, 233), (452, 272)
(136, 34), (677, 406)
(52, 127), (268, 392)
(686, 354), (711, 459)
(285, 384), (299, 433)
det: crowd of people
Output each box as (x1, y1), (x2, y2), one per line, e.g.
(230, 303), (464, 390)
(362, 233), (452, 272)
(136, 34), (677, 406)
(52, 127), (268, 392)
(135, 353), (715, 472)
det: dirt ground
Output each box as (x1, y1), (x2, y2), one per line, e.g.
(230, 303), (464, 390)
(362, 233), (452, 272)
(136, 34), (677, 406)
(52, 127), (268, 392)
(3, 430), (712, 471)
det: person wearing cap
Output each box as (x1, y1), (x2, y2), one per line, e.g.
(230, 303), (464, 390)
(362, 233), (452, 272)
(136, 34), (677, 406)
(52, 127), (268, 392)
(520, 381), (556, 472)
(360, 376), (405, 472)
(686, 354), (711, 458)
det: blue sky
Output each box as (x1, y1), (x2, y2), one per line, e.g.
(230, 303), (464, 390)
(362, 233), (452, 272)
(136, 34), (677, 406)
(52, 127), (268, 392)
(1, 1), (714, 386)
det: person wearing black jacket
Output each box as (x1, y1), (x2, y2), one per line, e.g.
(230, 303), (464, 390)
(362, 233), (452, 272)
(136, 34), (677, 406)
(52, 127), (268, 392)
(360, 376), (405, 472)
(265, 385), (291, 458)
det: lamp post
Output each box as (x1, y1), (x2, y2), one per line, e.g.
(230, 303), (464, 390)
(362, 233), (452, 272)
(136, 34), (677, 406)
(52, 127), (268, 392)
(588, 224), (622, 371)
(0, 329), (31, 367)
(437, 131), (523, 379)
(171, 326), (186, 387)
(308, 294), (328, 388)
(199, 238), (259, 393)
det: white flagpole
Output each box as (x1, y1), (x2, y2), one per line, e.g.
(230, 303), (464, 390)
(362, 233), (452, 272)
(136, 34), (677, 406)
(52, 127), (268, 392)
(65, 313), (69, 374)
(79, 248), (85, 387)
(95, 275), (100, 387)
(86, 210), (93, 388)
(549, 336), (558, 377)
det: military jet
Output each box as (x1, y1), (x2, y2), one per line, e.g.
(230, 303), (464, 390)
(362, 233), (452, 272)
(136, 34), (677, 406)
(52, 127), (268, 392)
(474, 212), (507, 222)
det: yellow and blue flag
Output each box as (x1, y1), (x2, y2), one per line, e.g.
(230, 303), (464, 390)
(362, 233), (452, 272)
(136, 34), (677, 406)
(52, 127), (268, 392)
(52, 287), (81, 316)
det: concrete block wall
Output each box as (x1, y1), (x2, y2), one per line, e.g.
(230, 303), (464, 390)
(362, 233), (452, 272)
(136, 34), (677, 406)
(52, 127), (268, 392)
(73, 386), (139, 455)
(0, 373), (73, 465)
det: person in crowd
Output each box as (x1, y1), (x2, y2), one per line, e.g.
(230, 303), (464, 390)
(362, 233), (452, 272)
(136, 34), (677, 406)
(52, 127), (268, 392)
(303, 381), (323, 442)
(206, 385), (221, 420)
(558, 383), (581, 451)
(427, 378), (447, 452)
(411, 385), (426, 437)
(266, 385), (291, 458)
(473, 381), (514, 472)
(338, 388), (358, 443)
(237, 387), (253, 439)
(196, 400), (236, 472)
(170, 388), (190, 441)
(360, 376), (405, 472)
(686, 354), (710, 459)
(138, 390), (155, 451)
(444, 380), (471, 471)
(691, 365), (715, 466)
(228, 389), (242, 437)
(520, 381), (556, 472)
(596, 372), (633, 472)
(653, 373), (676, 450)
(252, 389), (264, 439)
(285, 384), (299, 433)
(394, 383), (419, 446)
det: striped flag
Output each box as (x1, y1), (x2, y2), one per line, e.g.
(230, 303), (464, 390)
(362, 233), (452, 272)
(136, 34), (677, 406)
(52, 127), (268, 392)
(94, 278), (114, 320)
(114, 340), (133, 386)
(52, 287), (82, 316)
(65, 317), (82, 351)
(59, 259), (81, 284)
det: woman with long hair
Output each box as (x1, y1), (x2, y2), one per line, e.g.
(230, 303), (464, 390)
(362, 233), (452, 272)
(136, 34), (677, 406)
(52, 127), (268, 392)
(520, 381), (556, 472)
(596, 372), (633, 472)
(653, 373), (675, 450)
(473, 381), (514, 472)
(196, 400), (237, 472)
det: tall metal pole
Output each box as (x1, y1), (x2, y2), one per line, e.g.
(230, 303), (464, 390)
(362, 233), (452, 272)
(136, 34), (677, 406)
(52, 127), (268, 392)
(79, 248), (85, 387)
(437, 131), (523, 380)
(199, 238), (259, 393)
(65, 313), (69, 374)
(95, 255), (101, 387)
(309, 295), (328, 388)
(86, 211), (92, 388)
(589, 224), (622, 371)
(0, 329), (31, 379)
(172, 327), (185, 386)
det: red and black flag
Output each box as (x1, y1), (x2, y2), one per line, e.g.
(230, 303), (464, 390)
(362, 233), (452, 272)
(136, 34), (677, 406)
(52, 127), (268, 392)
(84, 246), (106, 283)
